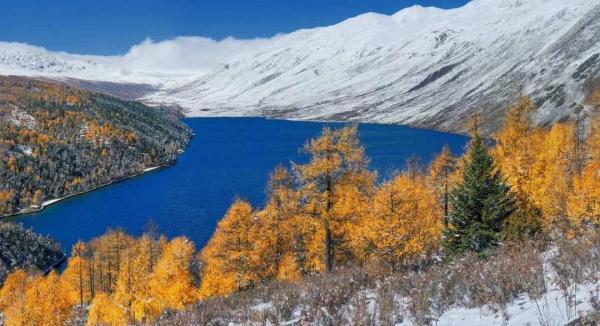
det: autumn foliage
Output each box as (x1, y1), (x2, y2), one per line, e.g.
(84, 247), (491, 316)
(0, 230), (198, 325)
(198, 94), (600, 296)
(1, 94), (600, 324)
(198, 125), (444, 295)
(493, 94), (598, 231)
(0, 76), (191, 216)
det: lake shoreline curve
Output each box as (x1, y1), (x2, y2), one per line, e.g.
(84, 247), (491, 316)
(1, 162), (176, 220)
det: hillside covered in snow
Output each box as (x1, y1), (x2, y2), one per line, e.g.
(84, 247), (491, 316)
(1, 0), (600, 132)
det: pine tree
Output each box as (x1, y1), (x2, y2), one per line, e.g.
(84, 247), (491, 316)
(443, 133), (515, 259)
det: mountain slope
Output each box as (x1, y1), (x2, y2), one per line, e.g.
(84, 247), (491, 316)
(0, 222), (64, 284)
(145, 0), (600, 133)
(0, 76), (192, 216)
(0, 0), (599, 133)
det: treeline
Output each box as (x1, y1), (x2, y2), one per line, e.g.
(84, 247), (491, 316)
(1, 94), (599, 325)
(0, 76), (192, 216)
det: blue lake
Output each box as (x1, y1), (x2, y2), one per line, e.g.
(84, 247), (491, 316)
(9, 118), (469, 252)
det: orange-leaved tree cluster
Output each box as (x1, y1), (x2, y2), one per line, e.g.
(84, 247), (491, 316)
(200, 96), (600, 296)
(567, 89), (600, 227)
(199, 125), (446, 297)
(0, 229), (198, 326)
(493, 94), (600, 234)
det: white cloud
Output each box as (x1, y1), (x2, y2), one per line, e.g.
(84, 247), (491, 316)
(118, 36), (278, 75)
(0, 35), (281, 83)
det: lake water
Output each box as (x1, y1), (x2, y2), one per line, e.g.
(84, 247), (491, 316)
(9, 118), (469, 252)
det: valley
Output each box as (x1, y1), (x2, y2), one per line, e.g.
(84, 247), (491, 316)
(1, 0), (599, 133)
(0, 0), (599, 324)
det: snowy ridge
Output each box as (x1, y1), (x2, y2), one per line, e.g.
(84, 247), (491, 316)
(145, 0), (600, 132)
(0, 42), (194, 86)
(1, 0), (600, 132)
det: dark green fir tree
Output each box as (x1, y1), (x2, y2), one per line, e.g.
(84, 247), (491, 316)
(443, 133), (515, 259)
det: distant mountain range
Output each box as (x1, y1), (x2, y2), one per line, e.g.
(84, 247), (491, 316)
(1, 0), (599, 133)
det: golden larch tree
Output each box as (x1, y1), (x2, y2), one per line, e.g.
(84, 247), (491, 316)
(352, 173), (442, 270)
(0, 269), (29, 326)
(87, 293), (128, 326)
(492, 96), (546, 237)
(60, 241), (92, 306)
(8, 272), (72, 326)
(253, 166), (304, 280)
(113, 235), (157, 323)
(568, 102), (600, 227)
(293, 125), (374, 272)
(199, 199), (258, 297)
(427, 145), (456, 224)
(528, 122), (577, 225)
(493, 96), (540, 199)
(148, 237), (198, 312)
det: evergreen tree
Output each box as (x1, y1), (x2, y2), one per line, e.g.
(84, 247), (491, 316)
(443, 134), (515, 259)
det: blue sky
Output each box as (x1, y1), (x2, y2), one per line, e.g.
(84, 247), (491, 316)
(0, 0), (470, 55)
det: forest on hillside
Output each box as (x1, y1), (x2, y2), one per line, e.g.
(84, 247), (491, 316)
(0, 222), (63, 284)
(0, 76), (192, 216)
(0, 92), (598, 325)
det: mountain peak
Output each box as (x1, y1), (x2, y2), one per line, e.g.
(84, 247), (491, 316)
(391, 5), (445, 24)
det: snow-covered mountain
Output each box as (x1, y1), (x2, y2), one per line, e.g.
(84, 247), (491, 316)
(2, 0), (600, 133)
(0, 42), (197, 87)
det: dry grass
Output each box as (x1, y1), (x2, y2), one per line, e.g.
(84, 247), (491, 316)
(156, 229), (599, 325)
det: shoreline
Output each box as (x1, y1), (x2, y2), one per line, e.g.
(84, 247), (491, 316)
(43, 254), (68, 274)
(183, 116), (471, 138)
(1, 163), (173, 220)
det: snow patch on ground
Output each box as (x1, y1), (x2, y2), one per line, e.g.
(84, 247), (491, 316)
(431, 282), (597, 326)
(16, 145), (32, 156)
(143, 166), (160, 173)
(8, 106), (36, 129)
(241, 246), (599, 325)
(41, 197), (65, 208)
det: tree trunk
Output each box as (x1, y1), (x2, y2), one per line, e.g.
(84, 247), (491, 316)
(88, 257), (95, 299)
(324, 222), (332, 272)
(78, 258), (83, 305)
(99, 261), (104, 292)
(444, 180), (449, 227)
(325, 176), (333, 272)
(108, 260), (112, 291)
